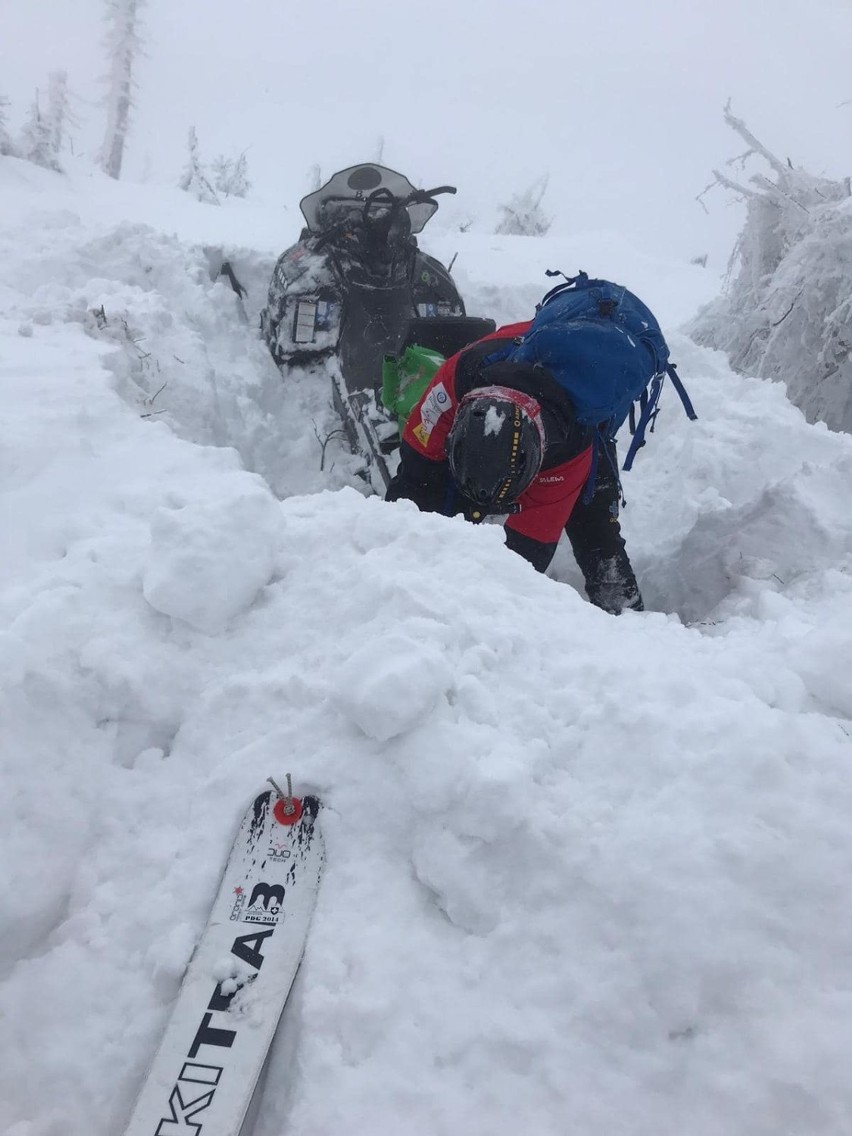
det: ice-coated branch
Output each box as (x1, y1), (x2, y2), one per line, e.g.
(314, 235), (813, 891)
(692, 106), (852, 434)
(750, 172), (810, 213)
(710, 168), (759, 200)
(722, 99), (789, 180)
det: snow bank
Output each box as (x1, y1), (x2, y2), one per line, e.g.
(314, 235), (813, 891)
(3, 160), (852, 1136)
(0, 158), (364, 499)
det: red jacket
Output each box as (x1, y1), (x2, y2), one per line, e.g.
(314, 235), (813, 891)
(389, 323), (594, 568)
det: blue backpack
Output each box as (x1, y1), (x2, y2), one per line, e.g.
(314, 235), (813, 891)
(505, 271), (696, 476)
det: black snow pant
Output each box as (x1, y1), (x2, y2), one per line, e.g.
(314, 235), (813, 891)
(564, 439), (643, 614)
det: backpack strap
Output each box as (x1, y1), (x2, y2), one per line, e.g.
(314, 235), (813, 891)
(539, 269), (590, 309)
(581, 427), (627, 506)
(622, 364), (697, 471)
(665, 362), (697, 420)
(623, 373), (664, 471)
(479, 342), (515, 369)
(628, 388), (649, 436)
(581, 431), (602, 504)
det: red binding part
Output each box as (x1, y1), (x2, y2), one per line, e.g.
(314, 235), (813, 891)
(274, 796), (303, 825)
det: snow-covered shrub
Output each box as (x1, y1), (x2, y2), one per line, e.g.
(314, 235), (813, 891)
(178, 127), (219, 205)
(691, 104), (852, 433)
(211, 152), (251, 198)
(495, 175), (552, 236)
(19, 91), (62, 172)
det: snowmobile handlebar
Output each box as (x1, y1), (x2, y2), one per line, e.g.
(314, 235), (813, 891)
(360, 184), (457, 218)
(410, 185), (457, 202)
(314, 184), (457, 250)
(336, 184), (457, 248)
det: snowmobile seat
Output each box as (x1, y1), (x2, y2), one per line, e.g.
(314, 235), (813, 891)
(402, 316), (496, 359)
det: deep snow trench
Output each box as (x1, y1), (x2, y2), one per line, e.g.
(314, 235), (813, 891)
(3, 160), (852, 1136)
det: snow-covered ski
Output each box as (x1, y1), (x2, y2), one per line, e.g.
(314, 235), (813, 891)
(124, 781), (324, 1136)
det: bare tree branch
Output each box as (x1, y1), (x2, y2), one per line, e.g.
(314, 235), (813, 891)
(312, 420), (346, 472)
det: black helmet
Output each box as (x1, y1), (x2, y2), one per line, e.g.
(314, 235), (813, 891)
(447, 385), (545, 513)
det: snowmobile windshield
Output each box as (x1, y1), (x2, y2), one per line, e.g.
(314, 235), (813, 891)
(316, 197), (395, 231)
(300, 165), (439, 236)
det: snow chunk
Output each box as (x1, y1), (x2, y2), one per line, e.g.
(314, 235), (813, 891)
(142, 481), (281, 634)
(484, 404), (506, 436)
(332, 633), (450, 742)
(796, 626), (852, 718)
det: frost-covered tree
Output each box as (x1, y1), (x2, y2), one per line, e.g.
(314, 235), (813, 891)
(210, 152), (251, 198)
(178, 127), (220, 205)
(0, 94), (16, 156)
(15, 74), (75, 171)
(306, 163), (322, 192)
(46, 72), (75, 161)
(100, 0), (145, 179)
(495, 174), (553, 236)
(19, 90), (62, 171)
(691, 103), (852, 432)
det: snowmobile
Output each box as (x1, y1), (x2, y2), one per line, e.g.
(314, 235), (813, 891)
(260, 164), (495, 491)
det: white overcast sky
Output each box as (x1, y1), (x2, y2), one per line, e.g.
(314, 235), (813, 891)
(2, 0), (851, 264)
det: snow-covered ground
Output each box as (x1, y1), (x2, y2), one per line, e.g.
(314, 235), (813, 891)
(3, 159), (852, 1136)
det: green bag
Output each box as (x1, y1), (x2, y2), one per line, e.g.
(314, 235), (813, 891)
(382, 344), (445, 432)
